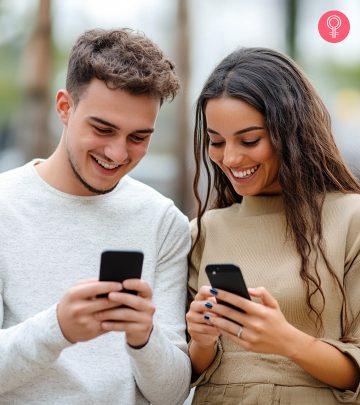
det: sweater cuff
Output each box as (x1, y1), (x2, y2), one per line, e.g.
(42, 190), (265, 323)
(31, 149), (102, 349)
(190, 338), (223, 388)
(125, 323), (163, 360)
(40, 304), (74, 352)
(321, 338), (360, 402)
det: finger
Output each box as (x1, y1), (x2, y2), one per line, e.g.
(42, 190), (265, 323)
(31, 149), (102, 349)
(107, 291), (155, 313)
(74, 278), (98, 286)
(189, 300), (216, 314)
(204, 313), (241, 337)
(95, 306), (151, 323)
(221, 330), (250, 350)
(187, 310), (220, 325)
(186, 311), (220, 338)
(189, 323), (220, 336)
(70, 281), (123, 300)
(101, 320), (150, 333)
(211, 289), (254, 314)
(122, 279), (152, 299)
(195, 285), (215, 301)
(210, 302), (247, 325)
(85, 297), (126, 313)
(248, 287), (278, 309)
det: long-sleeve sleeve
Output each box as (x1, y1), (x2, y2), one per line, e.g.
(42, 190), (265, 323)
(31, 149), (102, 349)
(0, 300), (72, 394)
(126, 205), (192, 405)
(320, 208), (360, 403)
(187, 218), (224, 387)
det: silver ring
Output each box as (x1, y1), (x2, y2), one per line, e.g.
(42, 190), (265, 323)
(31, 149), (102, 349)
(236, 325), (244, 338)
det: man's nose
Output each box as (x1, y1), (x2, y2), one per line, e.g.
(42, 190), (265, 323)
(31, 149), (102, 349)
(104, 136), (129, 164)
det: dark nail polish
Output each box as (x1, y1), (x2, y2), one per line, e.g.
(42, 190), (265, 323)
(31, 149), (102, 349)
(205, 302), (213, 309)
(210, 288), (218, 295)
(204, 314), (210, 321)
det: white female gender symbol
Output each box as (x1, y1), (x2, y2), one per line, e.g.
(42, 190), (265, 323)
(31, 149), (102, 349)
(327, 15), (342, 38)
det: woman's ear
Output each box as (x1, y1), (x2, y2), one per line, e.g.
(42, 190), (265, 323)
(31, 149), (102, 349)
(56, 89), (73, 125)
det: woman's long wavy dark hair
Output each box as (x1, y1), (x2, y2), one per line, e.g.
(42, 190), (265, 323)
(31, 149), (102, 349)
(192, 47), (360, 341)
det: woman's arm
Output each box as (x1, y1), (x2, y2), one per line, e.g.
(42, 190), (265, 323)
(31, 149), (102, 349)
(205, 286), (359, 390)
(285, 324), (359, 390)
(189, 339), (218, 376)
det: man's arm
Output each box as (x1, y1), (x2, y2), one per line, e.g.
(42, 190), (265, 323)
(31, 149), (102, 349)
(126, 205), (191, 405)
(0, 302), (72, 394)
(0, 279), (126, 395)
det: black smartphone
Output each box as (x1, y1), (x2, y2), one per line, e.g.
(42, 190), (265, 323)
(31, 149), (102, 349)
(205, 263), (251, 311)
(98, 250), (144, 298)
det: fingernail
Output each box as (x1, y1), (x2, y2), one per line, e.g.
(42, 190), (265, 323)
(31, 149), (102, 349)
(210, 288), (218, 295)
(205, 302), (213, 309)
(204, 314), (211, 321)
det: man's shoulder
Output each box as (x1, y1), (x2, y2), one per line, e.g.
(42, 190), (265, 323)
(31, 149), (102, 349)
(0, 162), (31, 190)
(120, 176), (189, 225)
(121, 175), (174, 207)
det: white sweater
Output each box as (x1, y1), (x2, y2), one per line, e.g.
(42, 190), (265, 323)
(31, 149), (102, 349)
(0, 161), (191, 405)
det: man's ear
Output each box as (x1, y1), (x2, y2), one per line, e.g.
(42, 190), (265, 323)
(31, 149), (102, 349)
(56, 89), (73, 124)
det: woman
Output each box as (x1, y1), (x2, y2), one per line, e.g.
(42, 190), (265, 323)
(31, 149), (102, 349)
(186, 47), (360, 404)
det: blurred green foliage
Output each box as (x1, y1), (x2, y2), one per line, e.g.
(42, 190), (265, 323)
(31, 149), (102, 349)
(324, 63), (360, 89)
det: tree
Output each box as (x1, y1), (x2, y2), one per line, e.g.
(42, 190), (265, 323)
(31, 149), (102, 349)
(15, 0), (53, 161)
(176, 0), (194, 216)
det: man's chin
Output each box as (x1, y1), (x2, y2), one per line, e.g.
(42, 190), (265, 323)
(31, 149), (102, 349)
(68, 155), (121, 195)
(83, 181), (120, 195)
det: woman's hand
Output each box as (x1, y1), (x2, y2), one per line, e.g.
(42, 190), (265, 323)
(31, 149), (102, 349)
(186, 285), (221, 349)
(204, 286), (360, 391)
(186, 286), (221, 375)
(205, 286), (297, 357)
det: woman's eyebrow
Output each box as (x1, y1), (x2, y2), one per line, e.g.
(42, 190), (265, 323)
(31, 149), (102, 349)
(207, 126), (264, 136)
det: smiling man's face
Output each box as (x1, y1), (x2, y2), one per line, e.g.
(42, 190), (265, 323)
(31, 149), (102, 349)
(55, 78), (160, 195)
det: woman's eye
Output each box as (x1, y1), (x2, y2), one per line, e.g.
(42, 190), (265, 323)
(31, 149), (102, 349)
(242, 139), (259, 146)
(209, 141), (224, 147)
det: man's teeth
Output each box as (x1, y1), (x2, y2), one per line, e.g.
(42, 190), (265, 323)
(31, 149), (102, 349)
(94, 157), (120, 170)
(231, 165), (259, 178)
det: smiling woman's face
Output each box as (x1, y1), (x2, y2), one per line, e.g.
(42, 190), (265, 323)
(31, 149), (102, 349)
(205, 97), (281, 196)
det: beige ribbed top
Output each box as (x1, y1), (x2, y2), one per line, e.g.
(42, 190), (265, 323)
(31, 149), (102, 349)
(188, 193), (360, 404)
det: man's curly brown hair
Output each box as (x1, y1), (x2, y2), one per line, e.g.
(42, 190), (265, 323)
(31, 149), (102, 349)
(66, 28), (180, 105)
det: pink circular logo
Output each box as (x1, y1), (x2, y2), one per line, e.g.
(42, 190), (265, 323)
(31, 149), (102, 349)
(318, 10), (350, 43)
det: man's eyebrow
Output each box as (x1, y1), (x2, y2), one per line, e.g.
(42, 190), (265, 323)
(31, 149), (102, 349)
(89, 116), (119, 130)
(88, 116), (154, 134)
(132, 128), (155, 134)
(207, 126), (264, 136)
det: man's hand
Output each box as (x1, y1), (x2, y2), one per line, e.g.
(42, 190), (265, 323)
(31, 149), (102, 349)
(94, 279), (156, 348)
(57, 279), (124, 343)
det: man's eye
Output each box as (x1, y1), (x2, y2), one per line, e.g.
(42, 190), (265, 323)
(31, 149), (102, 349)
(94, 126), (112, 135)
(131, 135), (147, 143)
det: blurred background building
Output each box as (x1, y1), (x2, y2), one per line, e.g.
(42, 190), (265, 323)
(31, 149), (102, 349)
(1, 0), (359, 219)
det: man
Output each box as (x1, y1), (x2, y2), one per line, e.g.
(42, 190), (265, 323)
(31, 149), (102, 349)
(0, 28), (191, 404)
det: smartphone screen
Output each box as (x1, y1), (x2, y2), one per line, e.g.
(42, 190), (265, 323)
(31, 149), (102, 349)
(98, 250), (143, 297)
(205, 263), (250, 311)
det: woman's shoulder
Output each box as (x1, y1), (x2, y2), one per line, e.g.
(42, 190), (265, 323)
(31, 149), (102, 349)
(324, 192), (360, 212)
(323, 193), (360, 230)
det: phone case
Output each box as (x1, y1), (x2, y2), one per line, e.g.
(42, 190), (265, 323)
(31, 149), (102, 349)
(98, 250), (143, 297)
(205, 263), (251, 311)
